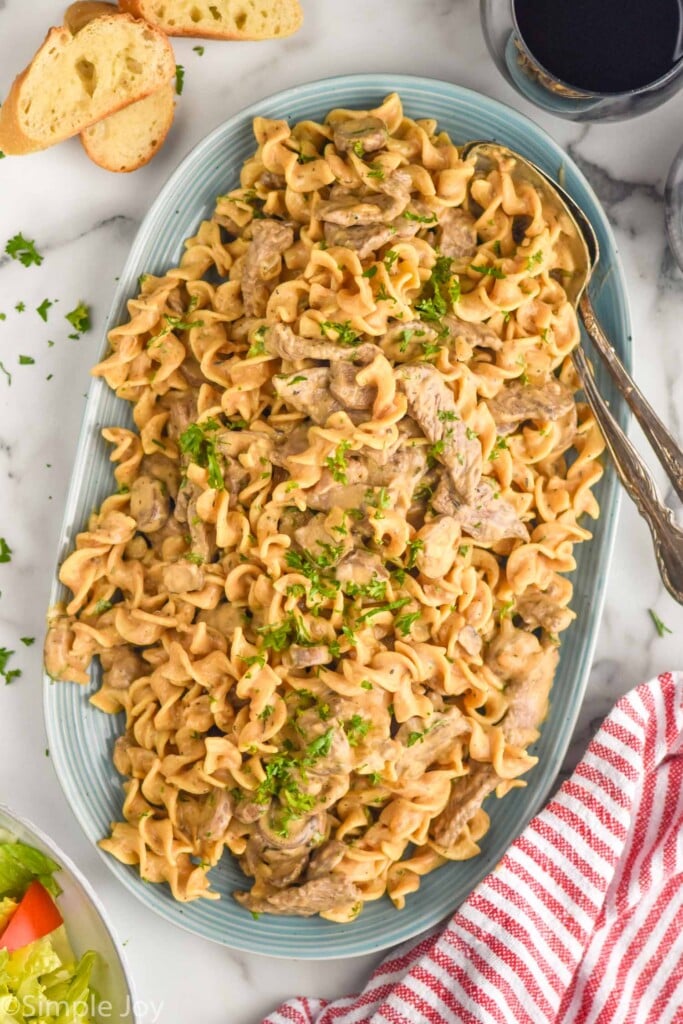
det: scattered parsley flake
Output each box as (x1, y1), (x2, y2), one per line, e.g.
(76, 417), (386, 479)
(36, 298), (53, 322)
(352, 140), (365, 158)
(525, 250), (543, 270)
(403, 210), (438, 224)
(179, 418), (225, 490)
(320, 320), (360, 346)
(395, 610), (420, 636)
(0, 539), (11, 563)
(470, 264), (506, 279)
(175, 64), (185, 95)
(383, 250), (399, 272)
(362, 265), (378, 279)
(325, 441), (351, 484)
(0, 648), (21, 685)
(0, 361), (12, 385)
(15, 302), (25, 313)
(648, 609), (672, 638)
(367, 163), (384, 180)
(193, 45), (205, 55)
(65, 302), (91, 335)
(18, 355), (34, 365)
(488, 436), (509, 461)
(5, 233), (43, 268)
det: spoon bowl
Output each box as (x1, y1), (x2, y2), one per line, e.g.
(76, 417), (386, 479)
(462, 141), (683, 603)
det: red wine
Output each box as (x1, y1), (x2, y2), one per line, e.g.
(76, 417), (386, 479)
(513, 0), (683, 94)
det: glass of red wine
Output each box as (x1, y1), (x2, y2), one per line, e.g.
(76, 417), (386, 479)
(481, 0), (683, 122)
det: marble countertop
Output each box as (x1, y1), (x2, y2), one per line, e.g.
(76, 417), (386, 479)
(0, 1), (681, 1021)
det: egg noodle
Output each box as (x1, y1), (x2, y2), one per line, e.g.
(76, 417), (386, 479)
(45, 93), (604, 921)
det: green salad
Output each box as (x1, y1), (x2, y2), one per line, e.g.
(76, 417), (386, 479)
(0, 838), (99, 1023)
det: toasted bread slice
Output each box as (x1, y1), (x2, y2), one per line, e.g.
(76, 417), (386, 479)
(63, 3), (175, 172)
(82, 82), (175, 170)
(0, 13), (175, 155)
(118, 0), (303, 40)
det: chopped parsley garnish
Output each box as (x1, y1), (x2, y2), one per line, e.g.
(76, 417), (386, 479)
(15, 302), (25, 313)
(383, 250), (399, 272)
(352, 140), (365, 158)
(427, 439), (446, 463)
(362, 265), (378, 279)
(285, 546), (341, 604)
(395, 610), (420, 636)
(325, 441), (351, 484)
(525, 250), (543, 270)
(178, 418), (224, 489)
(18, 355), (34, 365)
(492, 240), (502, 256)
(488, 436), (509, 461)
(365, 486), (391, 511)
(247, 325), (267, 357)
(344, 576), (388, 602)
(93, 599), (113, 615)
(344, 715), (371, 747)
(0, 538), (11, 563)
(648, 609), (672, 638)
(65, 302), (91, 335)
(499, 600), (515, 621)
(360, 680), (373, 691)
(358, 597), (410, 622)
(258, 705), (274, 720)
(466, 427), (478, 440)
(406, 724), (435, 746)
(175, 64), (185, 94)
(254, 728), (335, 832)
(0, 648), (21, 685)
(403, 210), (438, 224)
(405, 538), (424, 568)
(367, 163), (384, 179)
(5, 233), (43, 268)
(0, 361), (12, 385)
(243, 653), (266, 668)
(470, 264), (506, 279)
(20, 637), (35, 647)
(257, 614), (312, 652)
(36, 298), (54, 322)
(193, 45), (205, 55)
(320, 320), (360, 346)
(437, 409), (459, 422)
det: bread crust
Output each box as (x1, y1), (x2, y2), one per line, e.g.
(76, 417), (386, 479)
(0, 15), (175, 155)
(118, 0), (303, 40)
(81, 82), (175, 172)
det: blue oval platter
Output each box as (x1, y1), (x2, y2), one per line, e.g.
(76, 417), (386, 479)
(44, 74), (630, 959)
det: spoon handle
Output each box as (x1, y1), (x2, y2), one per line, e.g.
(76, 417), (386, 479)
(579, 293), (683, 503)
(572, 345), (683, 605)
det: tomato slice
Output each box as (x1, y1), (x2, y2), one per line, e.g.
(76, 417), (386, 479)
(0, 881), (63, 952)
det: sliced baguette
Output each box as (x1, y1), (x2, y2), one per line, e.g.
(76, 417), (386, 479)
(118, 0), (303, 40)
(81, 81), (175, 170)
(0, 13), (175, 155)
(64, 3), (175, 172)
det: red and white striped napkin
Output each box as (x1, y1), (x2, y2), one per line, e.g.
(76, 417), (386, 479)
(263, 671), (683, 1024)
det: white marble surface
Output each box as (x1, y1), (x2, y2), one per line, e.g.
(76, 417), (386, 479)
(0, 1), (681, 1021)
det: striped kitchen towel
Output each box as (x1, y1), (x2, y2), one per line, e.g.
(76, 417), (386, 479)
(263, 671), (683, 1024)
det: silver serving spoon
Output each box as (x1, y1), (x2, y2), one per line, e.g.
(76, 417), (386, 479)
(462, 141), (683, 604)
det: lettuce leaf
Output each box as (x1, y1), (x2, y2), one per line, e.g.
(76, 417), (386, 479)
(0, 843), (61, 899)
(0, 934), (97, 1022)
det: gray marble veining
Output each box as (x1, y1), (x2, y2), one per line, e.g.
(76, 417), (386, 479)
(0, 2), (681, 1022)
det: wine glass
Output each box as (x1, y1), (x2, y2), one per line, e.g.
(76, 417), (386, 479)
(480, 0), (683, 122)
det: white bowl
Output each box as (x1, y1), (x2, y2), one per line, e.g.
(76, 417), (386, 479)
(0, 804), (137, 1023)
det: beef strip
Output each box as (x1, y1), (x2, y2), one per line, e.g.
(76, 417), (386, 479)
(432, 475), (529, 543)
(430, 764), (501, 847)
(234, 876), (361, 916)
(241, 220), (294, 317)
(130, 475), (169, 534)
(265, 322), (379, 365)
(273, 368), (344, 424)
(161, 390), (197, 440)
(515, 584), (575, 633)
(332, 116), (388, 154)
(437, 207), (478, 259)
(271, 424), (310, 469)
(176, 789), (233, 848)
(489, 378), (575, 435)
(162, 561), (205, 594)
(442, 314), (502, 352)
(329, 362), (376, 410)
(395, 364), (482, 501)
(317, 190), (408, 227)
(486, 624), (559, 748)
(395, 710), (469, 780)
(306, 840), (346, 880)
(324, 212), (421, 258)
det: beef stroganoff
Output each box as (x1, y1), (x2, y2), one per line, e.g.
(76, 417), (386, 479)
(44, 93), (605, 920)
